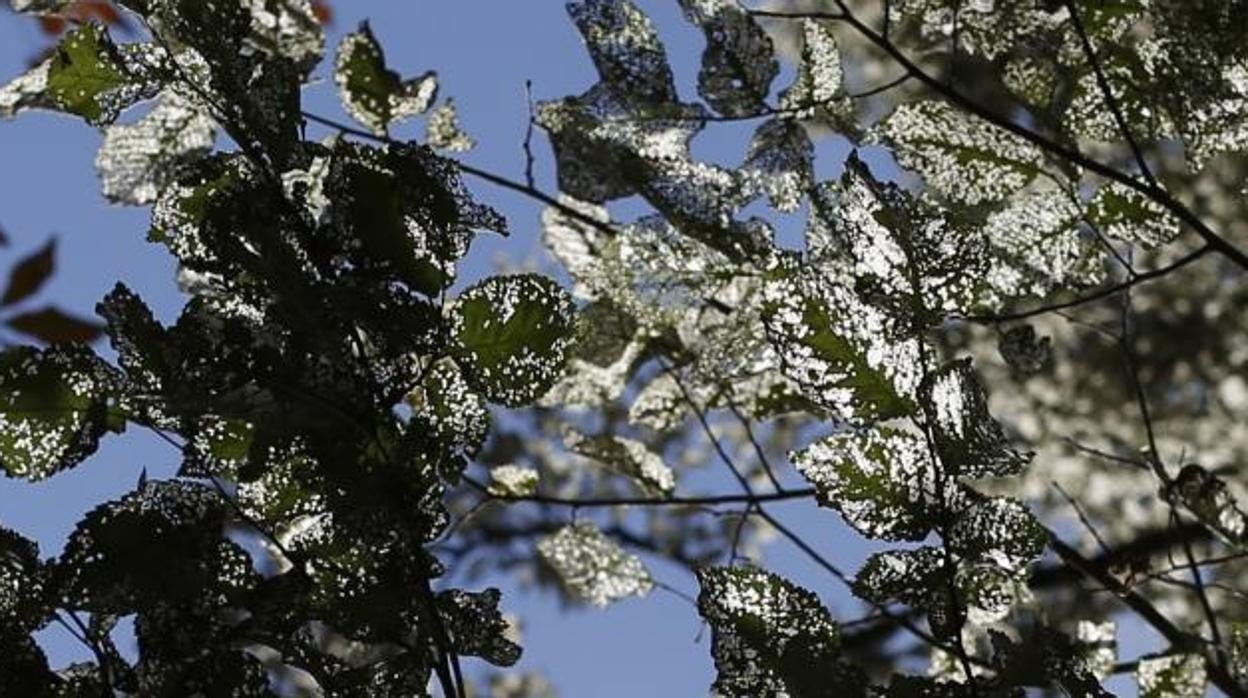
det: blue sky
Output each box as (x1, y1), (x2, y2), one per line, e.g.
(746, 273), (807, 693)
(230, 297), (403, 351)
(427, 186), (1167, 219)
(0, 2), (1147, 695)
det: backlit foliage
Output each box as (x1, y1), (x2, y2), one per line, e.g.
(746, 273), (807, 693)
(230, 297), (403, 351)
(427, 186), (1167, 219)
(3, 0), (1248, 695)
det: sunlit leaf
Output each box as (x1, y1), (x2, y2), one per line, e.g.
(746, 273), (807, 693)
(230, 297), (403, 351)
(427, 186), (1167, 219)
(924, 359), (1032, 478)
(1138, 654), (1207, 698)
(334, 22), (437, 135)
(95, 91), (216, 205)
(536, 522), (653, 607)
(792, 426), (942, 541)
(425, 99), (474, 152)
(0, 344), (120, 480)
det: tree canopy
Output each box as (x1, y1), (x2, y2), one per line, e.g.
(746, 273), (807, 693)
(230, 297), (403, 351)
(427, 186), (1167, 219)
(2, 0), (1248, 696)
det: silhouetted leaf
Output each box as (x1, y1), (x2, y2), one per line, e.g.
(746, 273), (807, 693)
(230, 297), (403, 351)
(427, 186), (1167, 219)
(1, 238), (55, 307)
(7, 307), (105, 344)
(680, 0), (778, 117)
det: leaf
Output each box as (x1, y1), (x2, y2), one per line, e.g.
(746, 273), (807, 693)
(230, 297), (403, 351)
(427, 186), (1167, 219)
(762, 272), (919, 421)
(95, 91), (216, 206)
(924, 359), (1032, 478)
(6, 307), (104, 344)
(1164, 464), (1247, 543)
(536, 522), (653, 607)
(871, 100), (1044, 205)
(567, 0), (677, 107)
(1, 238), (55, 306)
(680, 0), (778, 118)
(1086, 181), (1181, 248)
(450, 274), (575, 407)
(487, 465), (539, 497)
(1138, 654), (1207, 698)
(0, 345), (120, 480)
(948, 496), (1047, 572)
(791, 426), (942, 541)
(0, 627), (58, 696)
(406, 358), (490, 473)
(438, 588), (522, 667)
(997, 324), (1052, 377)
(743, 118), (814, 212)
(853, 546), (948, 609)
(334, 21), (437, 135)
(563, 427), (675, 496)
(0, 526), (51, 633)
(44, 24), (160, 125)
(779, 19), (854, 127)
(978, 186), (1104, 305)
(990, 626), (1114, 697)
(696, 566), (867, 697)
(56, 479), (257, 613)
(425, 99), (474, 152)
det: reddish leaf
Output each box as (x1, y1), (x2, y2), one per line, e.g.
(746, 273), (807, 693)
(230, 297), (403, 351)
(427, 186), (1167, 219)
(6, 307), (105, 344)
(311, 0), (333, 25)
(2, 238), (56, 307)
(38, 16), (67, 35)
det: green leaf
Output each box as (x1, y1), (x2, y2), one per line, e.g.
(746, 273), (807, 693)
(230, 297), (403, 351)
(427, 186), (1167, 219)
(762, 272), (918, 421)
(791, 426), (942, 541)
(871, 100), (1044, 205)
(948, 496), (1047, 572)
(779, 19), (854, 128)
(924, 359), (1032, 478)
(56, 480), (257, 613)
(696, 566), (868, 697)
(680, 0), (778, 117)
(334, 22), (437, 135)
(853, 546), (948, 610)
(438, 588), (522, 667)
(536, 522), (653, 607)
(1086, 181), (1181, 248)
(0, 345), (121, 480)
(95, 91), (216, 206)
(1138, 654), (1207, 698)
(406, 358), (490, 478)
(45, 25), (160, 125)
(1, 238), (55, 307)
(451, 274), (575, 407)
(0, 526), (51, 633)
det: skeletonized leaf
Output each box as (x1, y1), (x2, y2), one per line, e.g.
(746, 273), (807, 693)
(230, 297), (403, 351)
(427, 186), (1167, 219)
(791, 426), (942, 541)
(871, 100), (1044, 205)
(743, 118), (813, 212)
(57, 480), (256, 613)
(488, 465), (539, 497)
(680, 0), (778, 117)
(779, 19), (854, 127)
(425, 99), (474, 152)
(567, 0), (677, 106)
(696, 566), (867, 697)
(1138, 654), (1206, 698)
(450, 274), (575, 407)
(762, 272), (920, 421)
(563, 427), (675, 496)
(1086, 181), (1181, 248)
(0, 345), (120, 480)
(334, 22), (438, 135)
(924, 359), (1032, 478)
(536, 522), (653, 607)
(11, 25), (164, 125)
(438, 588), (522, 667)
(95, 91), (216, 205)
(1, 238), (56, 307)
(948, 496), (1046, 572)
